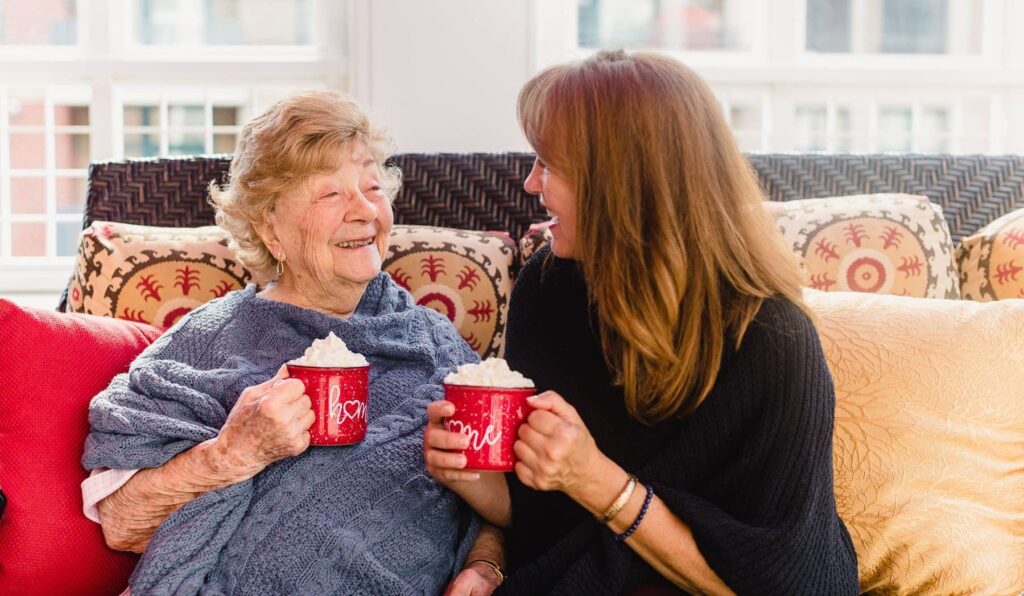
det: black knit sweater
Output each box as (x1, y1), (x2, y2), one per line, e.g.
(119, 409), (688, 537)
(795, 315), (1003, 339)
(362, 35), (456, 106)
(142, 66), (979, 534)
(497, 246), (858, 595)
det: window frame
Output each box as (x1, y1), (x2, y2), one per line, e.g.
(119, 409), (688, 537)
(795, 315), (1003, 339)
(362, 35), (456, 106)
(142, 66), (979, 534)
(0, 0), (348, 295)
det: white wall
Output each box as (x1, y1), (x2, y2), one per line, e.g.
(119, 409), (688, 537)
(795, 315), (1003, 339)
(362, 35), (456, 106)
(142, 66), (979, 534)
(352, 0), (534, 153)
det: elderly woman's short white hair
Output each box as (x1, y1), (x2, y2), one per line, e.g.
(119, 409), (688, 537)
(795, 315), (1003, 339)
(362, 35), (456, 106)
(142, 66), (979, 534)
(209, 90), (400, 281)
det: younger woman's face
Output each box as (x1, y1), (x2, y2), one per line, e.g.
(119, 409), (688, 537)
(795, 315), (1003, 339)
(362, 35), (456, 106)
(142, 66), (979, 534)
(524, 157), (577, 259)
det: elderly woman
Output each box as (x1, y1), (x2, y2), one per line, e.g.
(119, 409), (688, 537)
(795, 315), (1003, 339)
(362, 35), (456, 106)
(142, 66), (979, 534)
(81, 91), (503, 594)
(425, 51), (858, 594)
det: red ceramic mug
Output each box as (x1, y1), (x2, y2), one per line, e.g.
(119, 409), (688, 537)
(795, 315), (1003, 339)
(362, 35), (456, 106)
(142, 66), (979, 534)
(287, 364), (370, 446)
(443, 384), (535, 471)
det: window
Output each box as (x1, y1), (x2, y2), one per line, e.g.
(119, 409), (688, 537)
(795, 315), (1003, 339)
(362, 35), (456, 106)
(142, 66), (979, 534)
(0, 0), (345, 292)
(806, 0), (984, 55)
(0, 0), (77, 45)
(563, 0), (1022, 155)
(578, 0), (758, 52)
(131, 0), (314, 47)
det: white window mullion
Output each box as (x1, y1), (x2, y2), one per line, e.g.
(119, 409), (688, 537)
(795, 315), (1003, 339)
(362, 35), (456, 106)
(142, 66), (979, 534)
(867, 98), (879, 153)
(989, 93), (1005, 153)
(204, 94), (214, 154)
(951, 96), (964, 154)
(851, 0), (867, 54)
(159, 93), (170, 157)
(0, 90), (10, 260)
(760, 90), (772, 151)
(43, 93), (57, 258)
(910, 99), (922, 153)
(719, 94), (733, 126)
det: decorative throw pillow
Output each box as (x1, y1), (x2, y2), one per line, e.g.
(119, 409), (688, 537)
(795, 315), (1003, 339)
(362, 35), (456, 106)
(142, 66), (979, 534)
(769, 194), (959, 298)
(383, 225), (516, 358)
(806, 289), (1024, 594)
(518, 221), (553, 265)
(0, 300), (162, 594)
(67, 222), (256, 328)
(957, 206), (1024, 300)
(68, 221), (516, 358)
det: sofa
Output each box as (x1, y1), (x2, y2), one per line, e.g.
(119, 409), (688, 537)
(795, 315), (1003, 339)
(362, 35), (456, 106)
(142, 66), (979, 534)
(2, 153), (1023, 595)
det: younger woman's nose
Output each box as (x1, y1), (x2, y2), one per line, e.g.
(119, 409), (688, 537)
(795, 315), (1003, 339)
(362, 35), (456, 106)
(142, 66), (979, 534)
(524, 161), (544, 195)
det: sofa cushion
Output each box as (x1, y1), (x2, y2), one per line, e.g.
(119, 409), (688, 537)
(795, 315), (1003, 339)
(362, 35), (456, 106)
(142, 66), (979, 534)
(771, 194), (959, 298)
(66, 221), (257, 328)
(957, 206), (1024, 301)
(0, 300), (162, 594)
(67, 221), (516, 358)
(383, 225), (515, 358)
(806, 290), (1024, 593)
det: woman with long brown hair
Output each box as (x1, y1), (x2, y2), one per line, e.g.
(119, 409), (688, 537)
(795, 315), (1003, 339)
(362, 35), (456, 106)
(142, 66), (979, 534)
(425, 50), (858, 594)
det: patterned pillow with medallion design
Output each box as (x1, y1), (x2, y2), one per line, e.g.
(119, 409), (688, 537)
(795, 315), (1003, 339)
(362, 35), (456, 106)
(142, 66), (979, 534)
(768, 193), (960, 298)
(383, 225), (515, 358)
(67, 221), (514, 357)
(957, 206), (1024, 301)
(66, 222), (255, 329)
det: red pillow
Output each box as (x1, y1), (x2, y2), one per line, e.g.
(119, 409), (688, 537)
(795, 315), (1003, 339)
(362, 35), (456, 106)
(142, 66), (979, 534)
(0, 300), (162, 595)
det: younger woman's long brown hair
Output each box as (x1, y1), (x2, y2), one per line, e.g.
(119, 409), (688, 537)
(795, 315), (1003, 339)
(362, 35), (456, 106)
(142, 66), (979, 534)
(517, 50), (805, 424)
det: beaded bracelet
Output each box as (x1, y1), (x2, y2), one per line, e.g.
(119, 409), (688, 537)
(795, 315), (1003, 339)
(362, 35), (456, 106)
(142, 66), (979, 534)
(613, 484), (654, 542)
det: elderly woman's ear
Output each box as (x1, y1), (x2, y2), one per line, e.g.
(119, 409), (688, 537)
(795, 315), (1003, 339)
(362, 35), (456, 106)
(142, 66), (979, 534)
(255, 211), (283, 263)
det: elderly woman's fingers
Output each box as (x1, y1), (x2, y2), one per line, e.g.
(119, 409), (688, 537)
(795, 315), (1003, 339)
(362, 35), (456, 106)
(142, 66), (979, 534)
(269, 378), (306, 401)
(426, 400), (456, 425)
(296, 408), (315, 431)
(247, 366), (290, 395)
(292, 393), (312, 414)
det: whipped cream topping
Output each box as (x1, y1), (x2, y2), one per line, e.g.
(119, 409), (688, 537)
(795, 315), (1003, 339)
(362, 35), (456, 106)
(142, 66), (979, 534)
(288, 332), (369, 368)
(444, 357), (535, 388)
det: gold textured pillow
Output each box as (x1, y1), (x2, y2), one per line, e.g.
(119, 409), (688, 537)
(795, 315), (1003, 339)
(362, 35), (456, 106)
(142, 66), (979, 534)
(805, 289), (1024, 594)
(770, 194), (959, 298)
(68, 221), (515, 357)
(67, 222), (254, 328)
(383, 225), (515, 358)
(957, 207), (1024, 301)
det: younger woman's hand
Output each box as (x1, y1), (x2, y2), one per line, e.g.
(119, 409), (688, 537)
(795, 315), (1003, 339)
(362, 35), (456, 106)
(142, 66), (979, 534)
(424, 400), (481, 483)
(513, 390), (603, 498)
(423, 399), (513, 527)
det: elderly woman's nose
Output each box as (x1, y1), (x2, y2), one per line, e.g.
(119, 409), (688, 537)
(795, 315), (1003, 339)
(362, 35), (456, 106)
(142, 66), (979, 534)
(344, 190), (378, 221)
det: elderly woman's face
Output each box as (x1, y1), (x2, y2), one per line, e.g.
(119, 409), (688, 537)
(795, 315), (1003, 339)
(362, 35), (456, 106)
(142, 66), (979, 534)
(269, 141), (393, 289)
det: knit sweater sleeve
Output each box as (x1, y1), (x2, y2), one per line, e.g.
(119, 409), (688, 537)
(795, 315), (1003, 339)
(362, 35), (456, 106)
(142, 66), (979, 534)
(649, 301), (858, 595)
(499, 299), (858, 595)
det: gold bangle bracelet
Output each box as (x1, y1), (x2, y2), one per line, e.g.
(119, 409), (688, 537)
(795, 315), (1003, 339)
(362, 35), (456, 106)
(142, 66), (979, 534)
(596, 474), (638, 524)
(467, 558), (505, 584)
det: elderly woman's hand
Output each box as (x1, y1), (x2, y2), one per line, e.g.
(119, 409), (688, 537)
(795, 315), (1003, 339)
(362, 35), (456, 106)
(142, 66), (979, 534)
(212, 365), (315, 482)
(444, 562), (503, 596)
(513, 391), (605, 497)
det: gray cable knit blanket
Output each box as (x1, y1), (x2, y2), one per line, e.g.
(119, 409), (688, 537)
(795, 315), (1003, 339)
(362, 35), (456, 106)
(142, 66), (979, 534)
(82, 274), (481, 595)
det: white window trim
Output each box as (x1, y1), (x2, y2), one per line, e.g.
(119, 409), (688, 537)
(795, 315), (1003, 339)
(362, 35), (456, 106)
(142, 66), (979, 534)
(0, 0), (349, 299)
